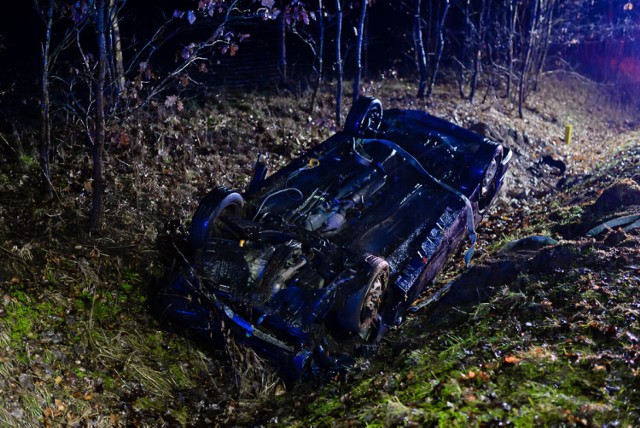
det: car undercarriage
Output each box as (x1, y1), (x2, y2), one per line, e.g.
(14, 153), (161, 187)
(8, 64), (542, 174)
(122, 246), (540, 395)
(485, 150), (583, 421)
(154, 97), (511, 377)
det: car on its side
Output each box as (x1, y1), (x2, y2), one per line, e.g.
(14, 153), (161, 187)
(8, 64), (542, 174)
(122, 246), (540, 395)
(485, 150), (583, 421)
(154, 97), (511, 377)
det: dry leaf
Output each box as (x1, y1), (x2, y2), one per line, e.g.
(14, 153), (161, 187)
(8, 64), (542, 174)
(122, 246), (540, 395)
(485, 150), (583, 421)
(504, 355), (521, 364)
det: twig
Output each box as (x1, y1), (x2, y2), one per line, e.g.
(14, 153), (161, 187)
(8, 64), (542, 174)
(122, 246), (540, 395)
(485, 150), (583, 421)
(0, 133), (18, 156)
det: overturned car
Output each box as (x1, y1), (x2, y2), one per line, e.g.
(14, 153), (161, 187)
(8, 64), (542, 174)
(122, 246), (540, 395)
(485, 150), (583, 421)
(154, 97), (511, 377)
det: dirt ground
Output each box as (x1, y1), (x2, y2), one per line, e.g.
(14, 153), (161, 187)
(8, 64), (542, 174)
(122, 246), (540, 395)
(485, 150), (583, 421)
(0, 72), (639, 426)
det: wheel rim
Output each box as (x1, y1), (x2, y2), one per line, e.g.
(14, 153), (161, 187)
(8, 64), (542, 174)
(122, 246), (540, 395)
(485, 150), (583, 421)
(360, 105), (382, 133)
(358, 267), (388, 338)
(209, 203), (242, 237)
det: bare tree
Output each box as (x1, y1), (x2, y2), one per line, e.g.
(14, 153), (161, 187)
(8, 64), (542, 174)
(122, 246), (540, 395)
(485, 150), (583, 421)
(335, 0), (344, 125)
(108, 0), (125, 95)
(278, 12), (287, 85)
(469, 0), (489, 102)
(89, 0), (108, 230)
(457, 0), (471, 99)
(284, 0), (327, 111)
(505, 0), (517, 98)
(517, 0), (556, 117)
(426, 0), (450, 98)
(309, 0), (326, 112)
(414, 0), (428, 98)
(36, 0), (55, 199)
(352, 0), (368, 102)
(531, 0), (556, 90)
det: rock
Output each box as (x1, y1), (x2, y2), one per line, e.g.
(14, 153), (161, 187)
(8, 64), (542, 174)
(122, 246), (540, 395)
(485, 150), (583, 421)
(603, 229), (628, 247)
(468, 121), (490, 137)
(18, 373), (34, 390)
(592, 179), (640, 216)
(541, 155), (567, 175)
(501, 235), (560, 253)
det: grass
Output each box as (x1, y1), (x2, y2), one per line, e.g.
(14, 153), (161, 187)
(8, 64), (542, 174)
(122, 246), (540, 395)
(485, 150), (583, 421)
(278, 259), (640, 426)
(0, 75), (639, 425)
(0, 243), (228, 426)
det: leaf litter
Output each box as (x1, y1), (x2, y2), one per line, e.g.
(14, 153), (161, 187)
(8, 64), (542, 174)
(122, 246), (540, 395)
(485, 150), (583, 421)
(0, 74), (639, 425)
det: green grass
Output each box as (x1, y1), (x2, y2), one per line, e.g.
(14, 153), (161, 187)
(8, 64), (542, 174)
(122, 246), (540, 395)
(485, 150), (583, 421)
(281, 262), (640, 426)
(0, 79), (639, 425)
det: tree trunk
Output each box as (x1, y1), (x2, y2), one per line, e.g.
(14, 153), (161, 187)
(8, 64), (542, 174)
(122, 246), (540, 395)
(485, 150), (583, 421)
(414, 0), (428, 98)
(39, 0), (54, 199)
(518, 0), (539, 119)
(89, 0), (108, 230)
(532, 0), (555, 91)
(469, 0), (487, 103)
(505, 0), (516, 99)
(278, 13), (287, 86)
(480, 0), (495, 103)
(309, 0), (325, 113)
(109, 0), (125, 95)
(426, 0), (449, 98)
(335, 0), (343, 126)
(352, 0), (367, 103)
(458, 0), (470, 99)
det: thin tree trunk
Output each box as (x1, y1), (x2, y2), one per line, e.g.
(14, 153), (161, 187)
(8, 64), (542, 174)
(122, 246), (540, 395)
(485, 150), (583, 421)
(458, 0), (470, 99)
(89, 0), (107, 230)
(39, 0), (54, 199)
(426, 0), (433, 72)
(532, 0), (555, 90)
(109, 0), (125, 95)
(415, 0), (428, 98)
(469, 0), (488, 103)
(480, 0), (495, 102)
(278, 13), (287, 86)
(352, 0), (367, 103)
(335, 0), (343, 126)
(426, 0), (449, 98)
(309, 0), (325, 113)
(518, 0), (539, 118)
(506, 0), (516, 98)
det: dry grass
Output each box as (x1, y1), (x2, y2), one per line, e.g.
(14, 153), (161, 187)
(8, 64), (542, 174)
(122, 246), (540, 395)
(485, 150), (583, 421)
(0, 74), (638, 425)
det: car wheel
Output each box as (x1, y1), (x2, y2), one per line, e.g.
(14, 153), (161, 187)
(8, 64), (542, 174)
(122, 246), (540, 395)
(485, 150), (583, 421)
(344, 97), (383, 137)
(190, 186), (244, 249)
(337, 255), (389, 340)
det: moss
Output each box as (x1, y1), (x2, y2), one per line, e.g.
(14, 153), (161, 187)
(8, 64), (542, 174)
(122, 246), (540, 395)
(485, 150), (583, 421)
(551, 204), (585, 225)
(168, 364), (194, 390)
(19, 153), (36, 166)
(171, 406), (189, 426)
(133, 396), (164, 412)
(306, 393), (344, 425)
(0, 297), (63, 343)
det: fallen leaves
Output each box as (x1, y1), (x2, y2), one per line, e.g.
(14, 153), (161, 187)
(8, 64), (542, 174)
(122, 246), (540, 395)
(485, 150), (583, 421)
(504, 355), (521, 365)
(42, 399), (68, 427)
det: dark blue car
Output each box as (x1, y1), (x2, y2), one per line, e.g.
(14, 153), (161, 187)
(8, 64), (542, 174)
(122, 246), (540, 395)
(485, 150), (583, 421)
(154, 97), (511, 377)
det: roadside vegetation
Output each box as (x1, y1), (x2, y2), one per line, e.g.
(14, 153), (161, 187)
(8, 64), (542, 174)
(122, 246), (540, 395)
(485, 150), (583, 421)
(1, 72), (639, 425)
(2, 0), (640, 425)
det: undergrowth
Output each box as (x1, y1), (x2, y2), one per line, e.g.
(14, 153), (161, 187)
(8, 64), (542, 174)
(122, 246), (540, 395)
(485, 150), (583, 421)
(0, 75), (639, 425)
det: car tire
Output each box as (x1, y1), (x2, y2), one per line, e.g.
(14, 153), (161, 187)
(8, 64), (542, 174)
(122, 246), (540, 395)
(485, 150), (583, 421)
(337, 254), (389, 340)
(190, 186), (244, 249)
(344, 97), (383, 137)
